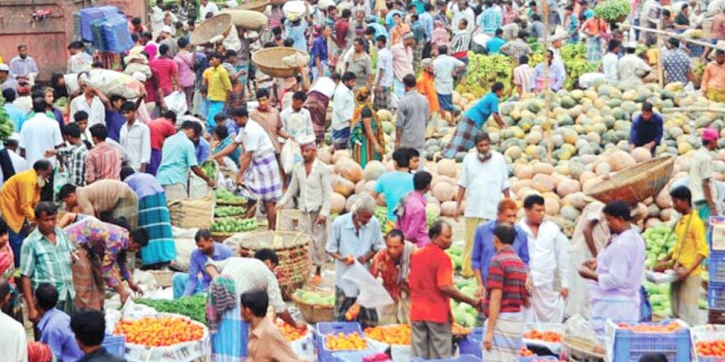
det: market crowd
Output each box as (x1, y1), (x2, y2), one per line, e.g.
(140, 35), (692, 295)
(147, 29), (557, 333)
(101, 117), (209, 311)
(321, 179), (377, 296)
(0, 0), (724, 360)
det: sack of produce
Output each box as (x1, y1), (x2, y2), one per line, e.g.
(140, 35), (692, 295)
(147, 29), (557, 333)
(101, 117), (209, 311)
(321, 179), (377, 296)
(169, 192), (215, 230)
(171, 227), (199, 272)
(282, 51), (311, 68)
(84, 69), (145, 99)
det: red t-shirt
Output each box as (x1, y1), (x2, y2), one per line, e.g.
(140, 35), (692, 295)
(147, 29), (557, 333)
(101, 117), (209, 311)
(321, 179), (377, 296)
(148, 118), (177, 150)
(483, 246), (528, 316)
(334, 19), (350, 49)
(409, 243), (454, 323)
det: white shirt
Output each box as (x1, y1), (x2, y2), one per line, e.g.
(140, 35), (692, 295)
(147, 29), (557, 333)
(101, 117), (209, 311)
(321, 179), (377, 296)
(0, 311), (27, 362)
(618, 54), (651, 87)
(0, 149), (29, 187)
(331, 83), (355, 131)
(19, 113), (63, 167)
(280, 107), (314, 142)
(235, 120), (275, 154)
(602, 52), (619, 81)
(433, 55), (465, 95)
(452, 7), (475, 34)
(376, 48), (394, 88)
(67, 52), (93, 74)
(200, 2), (220, 20)
(70, 95), (106, 128)
(279, 159), (333, 216)
(206, 257), (287, 312)
(518, 219), (571, 288)
(119, 120), (151, 171)
(457, 151), (509, 219)
(690, 147), (717, 203)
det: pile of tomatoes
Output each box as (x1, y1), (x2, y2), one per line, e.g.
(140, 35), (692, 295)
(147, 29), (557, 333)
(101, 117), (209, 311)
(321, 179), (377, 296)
(324, 332), (368, 351)
(451, 323), (471, 335)
(364, 325), (411, 345)
(114, 317), (204, 347)
(697, 341), (725, 359)
(276, 320), (307, 341)
(617, 322), (682, 333)
(523, 329), (563, 343)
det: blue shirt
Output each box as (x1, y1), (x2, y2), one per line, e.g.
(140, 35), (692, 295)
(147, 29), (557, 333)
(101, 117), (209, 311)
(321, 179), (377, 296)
(285, 20), (309, 52)
(374, 171), (414, 222)
(157, 131), (198, 186)
(629, 112), (664, 148)
(105, 110), (125, 142)
(368, 23), (389, 41)
(411, 0), (425, 14)
(183, 242), (233, 296)
(195, 137), (210, 164)
(471, 220), (530, 285)
(418, 12), (433, 40)
(486, 37), (506, 55)
(124, 172), (164, 199)
(224, 119), (241, 136)
(464, 92), (499, 128)
(38, 308), (84, 362)
(311, 36), (329, 64)
(4, 103), (26, 131)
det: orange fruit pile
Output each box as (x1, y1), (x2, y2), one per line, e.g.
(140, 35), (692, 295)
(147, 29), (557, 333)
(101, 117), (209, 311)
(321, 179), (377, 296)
(519, 348), (535, 357)
(451, 323), (471, 335)
(324, 332), (367, 350)
(114, 317), (204, 347)
(617, 322), (682, 333)
(523, 330), (563, 342)
(365, 324), (411, 345)
(276, 320), (307, 341)
(697, 341), (725, 357)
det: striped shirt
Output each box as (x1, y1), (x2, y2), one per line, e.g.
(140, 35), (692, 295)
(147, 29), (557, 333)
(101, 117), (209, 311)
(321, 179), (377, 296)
(483, 246), (528, 315)
(513, 64), (534, 95)
(20, 228), (75, 302)
(450, 30), (472, 58)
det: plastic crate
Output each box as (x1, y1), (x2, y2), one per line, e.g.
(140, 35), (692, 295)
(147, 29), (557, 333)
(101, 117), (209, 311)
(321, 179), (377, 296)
(410, 354), (482, 362)
(709, 282), (725, 310)
(457, 328), (483, 358)
(710, 252), (725, 283)
(611, 321), (691, 362)
(102, 334), (125, 358)
(100, 14), (134, 53)
(79, 6), (119, 41)
(517, 357), (559, 362)
(332, 351), (388, 362)
(316, 322), (369, 362)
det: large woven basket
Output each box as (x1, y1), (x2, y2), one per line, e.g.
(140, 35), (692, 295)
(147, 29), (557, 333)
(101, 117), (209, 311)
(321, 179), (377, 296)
(291, 294), (334, 323)
(561, 336), (605, 360)
(220, 9), (268, 30)
(224, 231), (312, 299)
(235, 0), (270, 13)
(585, 156), (675, 205)
(190, 13), (232, 46)
(252, 47), (307, 78)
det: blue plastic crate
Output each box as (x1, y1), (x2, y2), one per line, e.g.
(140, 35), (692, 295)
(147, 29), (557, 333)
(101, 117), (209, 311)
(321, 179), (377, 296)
(411, 354), (482, 362)
(100, 14), (133, 53)
(332, 351), (387, 362)
(102, 334), (125, 358)
(709, 282), (725, 310)
(612, 321), (691, 362)
(709, 252), (725, 283)
(517, 357), (559, 362)
(315, 322), (368, 362)
(79, 6), (119, 41)
(457, 328), (483, 358)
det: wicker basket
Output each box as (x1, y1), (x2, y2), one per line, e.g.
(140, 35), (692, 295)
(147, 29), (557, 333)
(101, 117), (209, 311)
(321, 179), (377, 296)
(224, 231), (312, 299)
(292, 294), (334, 323)
(211, 231), (237, 242)
(252, 47), (308, 78)
(148, 270), (174, 288)
(561, 336), (605, 361)
(190, 14), (232, 46)
(585, 156), (675, 205)
(235, 0), (270, 12)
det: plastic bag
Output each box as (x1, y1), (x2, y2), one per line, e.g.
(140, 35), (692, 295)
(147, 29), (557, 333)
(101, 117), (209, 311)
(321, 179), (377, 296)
(280, 140), (302, 174)
(342, 261), (394, 309)
(164, 91), (188, 116)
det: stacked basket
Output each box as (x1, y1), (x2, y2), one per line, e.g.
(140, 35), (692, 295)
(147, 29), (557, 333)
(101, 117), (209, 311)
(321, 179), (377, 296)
(709, 217), (725, 324)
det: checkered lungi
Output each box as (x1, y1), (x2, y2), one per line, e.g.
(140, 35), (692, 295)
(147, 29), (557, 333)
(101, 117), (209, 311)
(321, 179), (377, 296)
(373, 86), (391, 111)
(71, 247), (105, 310)
(138, 192), (177, 266)
(208, 276), (249, 361)
(442, 114), (481, 159)
(334, 287), (378, 328)
(239, 149), (283, 202)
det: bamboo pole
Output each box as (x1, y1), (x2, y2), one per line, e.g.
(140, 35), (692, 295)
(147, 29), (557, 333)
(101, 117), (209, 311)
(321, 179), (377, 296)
(661, 107), (725, 113)
(543, 0), (553, 163)
(656, 19), (664, 88)
(624, 23), (725, 50)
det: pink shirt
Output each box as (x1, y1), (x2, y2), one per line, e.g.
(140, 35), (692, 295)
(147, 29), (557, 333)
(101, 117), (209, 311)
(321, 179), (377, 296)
(174, 52), (196, 88)
(391, 43), (415, 82)
(396, 191), (429, 247)
(150, 56), (178, 96)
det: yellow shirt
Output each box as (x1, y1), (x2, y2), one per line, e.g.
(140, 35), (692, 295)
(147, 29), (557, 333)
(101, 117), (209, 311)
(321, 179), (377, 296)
(202, 65), (232, 102)
(0, 169), (39, 233)
(673, 212), (709, 276)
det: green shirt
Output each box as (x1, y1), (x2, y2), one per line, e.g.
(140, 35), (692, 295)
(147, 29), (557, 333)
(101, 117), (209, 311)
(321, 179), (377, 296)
(20, 227), (75, 301)
(156, 132), (198, 186)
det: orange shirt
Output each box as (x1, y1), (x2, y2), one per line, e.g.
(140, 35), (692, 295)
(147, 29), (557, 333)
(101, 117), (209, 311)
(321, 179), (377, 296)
(409, 243), (454, 323)
(391, 24), (411, 45)
(0, 169), (39, 233)
(416, 72), (440, 113)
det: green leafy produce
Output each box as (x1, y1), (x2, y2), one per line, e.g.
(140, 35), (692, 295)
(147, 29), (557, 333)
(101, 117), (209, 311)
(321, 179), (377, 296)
(560, 43), (600, 90)
(593, 0), (631, 23)
(54, 96), (68, 109)
(458, 52), (544, 97)
(374, 206), (388, 229)
(214, 206), (246, 218)
(210, 218), (258, 233)
(215, 188), (247, 204)
(426, 210), (437, 228)
(200, 160), (217, 178)
(135, 295), (207, 325)
(642, 224), (676, 269)
(293, 289), (335, 306)
(0, 95), (14, 141)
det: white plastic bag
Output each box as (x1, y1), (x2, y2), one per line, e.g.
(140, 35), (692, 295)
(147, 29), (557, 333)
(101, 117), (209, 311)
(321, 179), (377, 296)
(280, 140), (302, 174)
(164, 91), (188, 116)
(342, 261), (394, 309)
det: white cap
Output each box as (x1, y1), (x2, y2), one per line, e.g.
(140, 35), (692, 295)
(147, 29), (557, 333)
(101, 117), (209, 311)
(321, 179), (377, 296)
(161, 25), (173, 34)
(0, 64), (8, 72)
(624, 40), (638, 49)
(7, 133), (19, 142)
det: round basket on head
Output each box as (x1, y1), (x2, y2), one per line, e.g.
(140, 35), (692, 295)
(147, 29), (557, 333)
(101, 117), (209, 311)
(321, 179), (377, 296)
(220, 9), (268, 30)
(585, 156), (675, 205)
(252, 47), (308, 78)
(291, 293), (334, 323)
(224, 231), (312, 299)
(190, 14), (232, 46)
(235, 0), (270, 12)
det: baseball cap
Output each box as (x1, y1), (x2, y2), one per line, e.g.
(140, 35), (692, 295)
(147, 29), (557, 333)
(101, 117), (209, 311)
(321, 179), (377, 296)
(703, 128), (720, 142)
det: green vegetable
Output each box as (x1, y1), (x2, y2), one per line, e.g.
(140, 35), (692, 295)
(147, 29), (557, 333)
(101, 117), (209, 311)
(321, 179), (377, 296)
(214, 206), (246, 218)
(0, 95), (14, 142)
(136, 295), (207, 325)
(210, 218), (258, 233)
(200, 160), (217, 178)
(593, 0), (631, 23)
(215, 188), (247, 204)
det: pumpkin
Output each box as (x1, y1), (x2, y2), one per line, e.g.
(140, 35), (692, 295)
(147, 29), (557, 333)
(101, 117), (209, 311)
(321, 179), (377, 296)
(533, 162), (554, 175)
(556, 179), (581, 198)
(354, 180), (366, 194)
(514, 164), (535, 179)
(427, 203), (441, 217)
(332, 150), (351, 163)
(335, 159), (363, 183)
(608, 150), (636, 171)
(363, 160), (387, 181)
(432, 182), (456, 202)
(560, 205), (580, 221)
(332, 175), (355, 197)
(440, 201), (458, 217)
(331, 193), (346, 214)
(318, 147), (333, 164)
(544, 196), (561, 216)
(631, 147), (652, 163)
(532, 174), (555, 193)
(437, 159), (458, 178)
(345, 194), (358, 212)
(562, 192), (587, 209)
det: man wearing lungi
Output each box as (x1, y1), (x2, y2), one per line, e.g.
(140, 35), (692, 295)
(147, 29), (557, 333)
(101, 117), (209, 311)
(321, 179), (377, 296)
(277, 136), (331, 284)
(58, 180), (140, 231)
(121, 167), (177, 269)
(331, 72), (357, 150)
(213, 107), (283, 230)
(304, 76), (336, 144)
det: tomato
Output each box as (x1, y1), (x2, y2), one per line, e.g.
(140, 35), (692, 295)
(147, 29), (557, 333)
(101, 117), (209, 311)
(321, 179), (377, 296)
(113, 317), (205, 347)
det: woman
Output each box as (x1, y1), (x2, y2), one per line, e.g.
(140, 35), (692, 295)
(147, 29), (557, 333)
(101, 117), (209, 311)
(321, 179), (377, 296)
(349, 87), (384, 168)
(0, 219), (22, 322)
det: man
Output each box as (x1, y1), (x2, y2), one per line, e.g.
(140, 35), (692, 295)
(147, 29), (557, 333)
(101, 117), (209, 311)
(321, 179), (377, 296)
(67, 41), (93, 74)
(512, 55), (534, 97)
(0, 279), (26, 362)
(374, 35), (394, 109)
(202, 52), (232, 128)
(147, 111), (178, 175)
(159, 26), (179, 57)
(453, 133), (509, 278)
(518, 195), (570, 324)
(397, 171), (431, 246)
(619, 42), (652, 88)
(443, 84), (505, 159)
(172, 229), (233, 298)
(213, 108), (282, 229)
(486, 29), (506, 55)
(285, 15), (309, 52)
(501, 31), (533, 63)
(0, 133), (29, 190)
(326, 195), (385, 326)
(451, 19), (472, 64)
(663, 38), (693, 85)
(653, 186), (708, 326)
(20, 97), (63, 167)
(452, 0), (475, 34)
(280, 92), (314, 144)
(199, 0), (219, 19)
(35, 283), (85, 362)
(2, 90), (25, 130)
(70, 309), (125, 362)
(395, 74), (429, 161)
(121, 167), (177, 268)
(251, 89), (289, 162)
(0, 64), (19, 92)
(95, 92), (126, 143)
(579, 201), (645, 339)
(501, 18), (522, 41)
(409, 220), (481, 359)
(531, 49), (566, 92)
(433, 45), (466, 124)
(528, 14), (546, 40)
(481, 223), (529, 362)
(85, 124), (123, 184)
(175, 38), (196, 107)
(70, 82), (105, 128)
(416, 59), (439, 136)
(690, 128), (720, 220)
(602, 40), (620, 81)
(373, 149), (414, 226)
(345, 38), (374, 91)
(674, 4), (690, 30)
(370, 229), (416, 324)
(629, 102), (664, 156)
(311, 25), (332, 80)
(391, 34), (416, 100)
(472, 198), (530, 297)
(157, 121), (216, 201)
(20, 202), (75, 322)
(0, 160), (53, 266)
(335, 9), (352, 51)
(241, 289), (300, 362)
(479, 1), (503, 36)
(701, 50), (725, 102)
(9, 44), (38, 81)
(119, 102), (151, 173)
(277, 137), (332, 284)
(58, 180), (139, 230)
(150, 44), (180, 103)
(53, 123), (89, 187)
(390, 13), (411, 45)
(331, 72), (356, 150)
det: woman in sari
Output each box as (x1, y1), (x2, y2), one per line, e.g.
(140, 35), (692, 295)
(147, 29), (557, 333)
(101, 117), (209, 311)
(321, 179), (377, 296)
(0, 219), (22, 322)
(349, 87), (384, 168)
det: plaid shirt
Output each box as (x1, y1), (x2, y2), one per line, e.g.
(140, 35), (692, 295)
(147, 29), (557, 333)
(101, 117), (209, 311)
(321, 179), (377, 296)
(481, 8), (502, 34)
(20, 228), (75, 301)
(58, 143), (89, 186)
(500, 39), (532, 61)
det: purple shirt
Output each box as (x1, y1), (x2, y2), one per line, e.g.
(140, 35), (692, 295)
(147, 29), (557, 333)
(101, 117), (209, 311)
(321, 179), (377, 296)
(174, 52), (197, 88)
(471, 219), (530, 285)
(124, 172), (164, 199)
(38, 308), (84, 362)
(183, 242), (234, 296)
(396, 191), (430, 247)
(590, 228), (646, 302)
(105, 110), (125, 143)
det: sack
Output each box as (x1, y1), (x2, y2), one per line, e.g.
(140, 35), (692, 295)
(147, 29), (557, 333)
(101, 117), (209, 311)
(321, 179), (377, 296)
(342, 261), (394, 309)
(168, 192), (216, 229)
(87, 69), (145, 99)
(171, 227), (200, 272)
(164, 91), (188, 115)
(280, 140), (302, 174)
